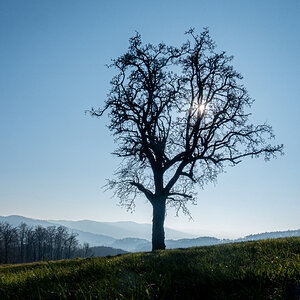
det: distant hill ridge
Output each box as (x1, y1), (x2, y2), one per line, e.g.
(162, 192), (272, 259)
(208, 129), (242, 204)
(241, 229), (300, 241)
(0, 215), (116, 246)
(1, 215), (299, 252)
(0, 215), (194, 247)
(46, 218), (192, 240)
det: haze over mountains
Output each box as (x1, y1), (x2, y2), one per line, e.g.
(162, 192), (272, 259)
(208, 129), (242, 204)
(0, 215), (194, 250)
(1, 215), (299, 252)
(47, 218), (192, 240)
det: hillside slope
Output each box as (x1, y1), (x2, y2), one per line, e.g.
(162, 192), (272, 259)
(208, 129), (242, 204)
(1, 237), (299, 299)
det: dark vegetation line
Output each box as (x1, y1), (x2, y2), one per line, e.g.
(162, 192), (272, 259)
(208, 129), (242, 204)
(0, 222), (91, 264)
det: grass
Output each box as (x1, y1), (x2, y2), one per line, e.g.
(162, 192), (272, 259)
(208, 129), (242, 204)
(0, 237), (299, 299)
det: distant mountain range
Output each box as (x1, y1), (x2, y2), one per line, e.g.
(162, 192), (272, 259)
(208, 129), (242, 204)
(0, 215), (194, 248)
(0, 215), (116, 246)
(47, 218), (193, 240)
(1, 215), (299, 253)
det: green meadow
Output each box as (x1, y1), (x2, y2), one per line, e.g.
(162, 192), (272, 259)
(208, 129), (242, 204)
(0, 237), (299, 299)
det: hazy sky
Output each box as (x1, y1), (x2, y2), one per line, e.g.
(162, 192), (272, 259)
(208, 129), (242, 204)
(0, 0), (299, 238)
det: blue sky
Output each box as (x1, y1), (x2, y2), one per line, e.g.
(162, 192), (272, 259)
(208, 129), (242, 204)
(0, 0), (299, 238)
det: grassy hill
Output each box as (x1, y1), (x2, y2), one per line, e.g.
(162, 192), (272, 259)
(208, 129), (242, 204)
(0, 237), (299, 299)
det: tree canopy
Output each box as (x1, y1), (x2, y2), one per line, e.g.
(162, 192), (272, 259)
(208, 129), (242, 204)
(90, 28), (283, 250)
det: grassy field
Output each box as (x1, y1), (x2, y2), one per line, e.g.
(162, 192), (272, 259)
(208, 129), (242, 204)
(0, 237), (299, 299)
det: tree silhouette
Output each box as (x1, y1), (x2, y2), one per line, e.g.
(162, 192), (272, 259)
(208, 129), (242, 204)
(90, 29), (283, 250)
(0, 222), (86, 264)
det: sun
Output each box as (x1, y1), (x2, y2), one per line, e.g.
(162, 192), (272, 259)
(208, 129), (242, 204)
(191, 103), (208, 115)
(198, 104), (206, 114)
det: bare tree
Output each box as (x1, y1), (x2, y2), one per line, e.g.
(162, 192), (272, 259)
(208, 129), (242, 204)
(24, 226), (35, 262)
(90, 29), (283, 250)
(0, 223), (18, 263)
(54, 226), (68, 260)
(0, 223), (86, 264)
(35, 226), (47, 261)
(45, 226), (57, 260)
(18, 223), (27, 263)
(83, 242), (92, 258)
(64, 232), (79, 259)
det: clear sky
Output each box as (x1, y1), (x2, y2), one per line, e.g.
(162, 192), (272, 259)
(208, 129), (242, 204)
(0, 0), (299, 238)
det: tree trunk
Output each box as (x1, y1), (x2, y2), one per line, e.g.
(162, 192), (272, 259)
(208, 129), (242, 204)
(152, 199), (166, 251)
